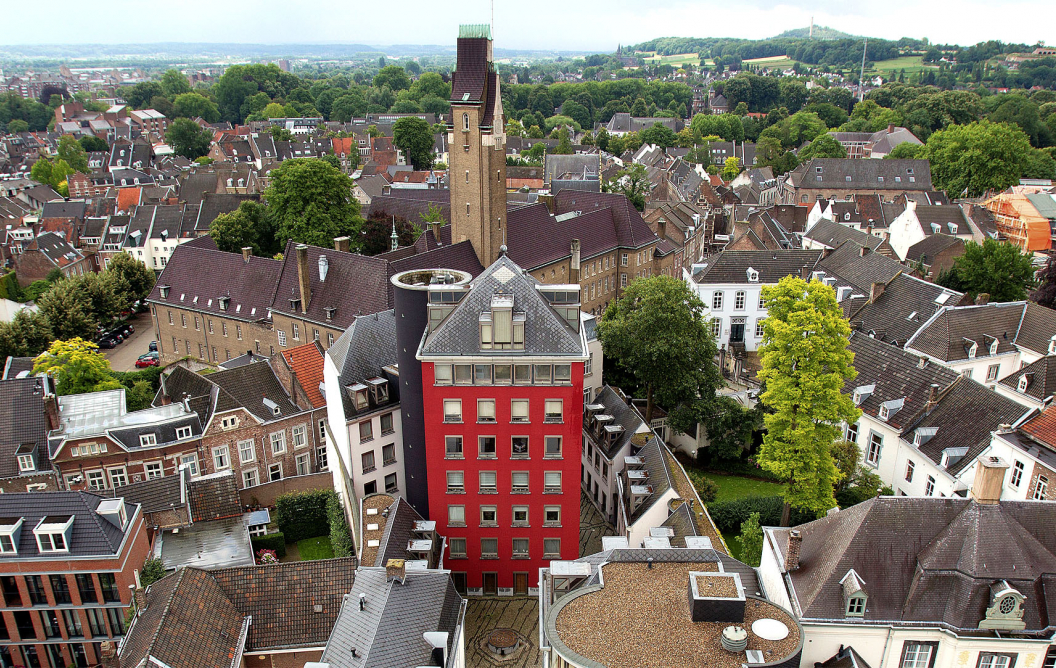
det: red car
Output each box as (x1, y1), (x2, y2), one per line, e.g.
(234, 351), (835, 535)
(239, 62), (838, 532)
(135, 353), (160, 368)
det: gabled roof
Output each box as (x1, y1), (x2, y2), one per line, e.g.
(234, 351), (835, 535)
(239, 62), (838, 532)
(850, 274), (962, 347)
(771, 497), (1056, 630)
(907, 302), (1029, 362)
(805, 218), (889, 254)
(104, 471), (186, 516)
(627, 437), (675, 523)
(0, 376), (50, 479)
(909, 204), (971, 236)
(999, 355), (1056, 402)
(0, 491), (135, 558)
(904, 233), (964, 263)
(420, 255), (585, 358)
(1014, 302), (1056, 357)
(321, 567), (464, 668)
(118, 567), (246, 668)
(819, 242), (904, 291)
(282, 341), (327, 408)
(553, 190), (657, 250)
(692, 250), (823, 284)
(587, 386), (648, 460)
(160, 359), (301, 425)
(790, 158), (932, 191)
(188, 472), (242, 522)
(327, 310), (398, 421)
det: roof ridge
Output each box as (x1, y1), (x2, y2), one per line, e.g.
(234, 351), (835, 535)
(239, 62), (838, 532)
(142, 568), (190, 662)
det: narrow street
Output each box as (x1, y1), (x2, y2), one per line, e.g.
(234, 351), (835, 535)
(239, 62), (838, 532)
(101, 312), (155, 372)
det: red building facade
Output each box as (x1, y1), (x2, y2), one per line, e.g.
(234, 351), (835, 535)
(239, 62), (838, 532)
(417, 256), (587, 596)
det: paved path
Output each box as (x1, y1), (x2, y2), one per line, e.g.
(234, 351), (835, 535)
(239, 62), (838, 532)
(464, 597), (541, 668)
(579, 491), (616, 557)
(102, 312), (155, 372)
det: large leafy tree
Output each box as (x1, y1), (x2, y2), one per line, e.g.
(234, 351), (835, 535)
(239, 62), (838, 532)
(107, 253), (156, 303)
(57, 135), (89, 173)
(757, 276), (861, 525)
(209, 201), (277, 256)
(373, 66), (411, 92)
(609, 163), (650, 212)
(166, 118), (213, 160)
(36, 279), (97, 341)
(32, 338), (122, 396)
(1031, 256), (1056, 309)
(172, 93), (221, 123)
(923, 120), (1034, 197)
(30, 158), (75, 191)
(264, 158), (362, 248)
(937, 238), (1036, 302)
(392, 117), (435, 170)
(797, 133), (848, 161)
(160, 69), (192, 98)
(597, 275), (722, 425)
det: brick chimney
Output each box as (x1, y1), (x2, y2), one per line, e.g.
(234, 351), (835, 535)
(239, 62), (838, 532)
(887, 123), (895, 134)
(570, 239), (582, 284)
(386, 558), (406, 584)
(296, 244), (310, 314)
(241, 247), (252, 263)
(785, 530), (802, 571)
(657, 218), (667, 241)
(971, 456), (1009, 505)
(334, 236), (351, 252)
(859, 245), (869, 257)
(925, 383), (939, 414)
(431, 221), (442, 243)
(975, 293), (990, 306)
(870, 282), (885, 302)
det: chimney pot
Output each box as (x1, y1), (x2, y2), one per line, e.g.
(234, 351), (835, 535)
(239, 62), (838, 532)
(386, 558), (407, 584)
(975, 293), (990, 306)
(334, 236), (351, 252)
(570, 239), (581, 285)
(971, 456), (1009, 505)
(430, 221), (441, 243)
(887, 123), (895, 133)
(859, 245), (868, 257)
(241, 247), (252, 263)
(785, 530), (802, 571)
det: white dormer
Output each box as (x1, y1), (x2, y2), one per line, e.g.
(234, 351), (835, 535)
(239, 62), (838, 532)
(840, 569), (867, 617)
(947, 222), (957, 234)
(964, 338), (978, 359)
(0, 518), (23, 554)
(989, 339), (998, 356)
(878, 398), (904, 421)
(914, 427), (938, 446)
(1049, 336), (1056, 354)
(852, 384), (875, 406)
(930, 223), (941, 234)
(34, 515), (74, 553)
(263, 397), (281, 416)
(1018, 374), (1031, 393)
(746, 267), (759, 282)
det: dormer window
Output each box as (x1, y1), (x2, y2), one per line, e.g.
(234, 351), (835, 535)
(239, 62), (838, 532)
(350, 384), (369, 411)
(840, 569), (867, 617)
(219, 296), (229, 311)
(176, 426), (192, 440)
(34, 516), (74, 554)
(980, 581), (1026, 630)
(852, 384), (874, 406)
(878, 398), (904, 421)
(844, 212), (850, 221)
(325, 306), (337, 321)
(746, 267), (759, 282)
(1049, 336), (1056, 354)
(1018, 375), (1030, 393)
(965, 338), (978, 358)
(140, 434), (157, 447)
(0, 518), (23, 554)
(367, 378), (389, 404)
(989, 339), (998, 356)
(263, 398), (281, 416)
(17, 454), (34, 472)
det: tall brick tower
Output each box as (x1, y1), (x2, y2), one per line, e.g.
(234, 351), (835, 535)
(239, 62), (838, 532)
(449, 24), (507, 268)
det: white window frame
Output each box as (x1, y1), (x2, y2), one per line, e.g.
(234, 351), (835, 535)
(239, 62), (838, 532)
(212, 445), (230, 471)
(295, 453), (310, 476)
(107, 466), (128, 488)
(292, 424), (308, 449)
(180, 454), (199, 476)
(238, 439), (256, 464)
(139, 434), (157, 447)
(867, 432), (882, 466)
(1010, 460), (1024, 487)
(144, 461), (163, 479)
(86, 470), (106, 490)
(242, 468), (259, 488)
(270, 431), (287, 455)
(175, 426), (192, 440)
(447, 504), (465, 526)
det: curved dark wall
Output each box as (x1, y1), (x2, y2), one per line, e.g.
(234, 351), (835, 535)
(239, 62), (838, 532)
(393, 280), (430, 517)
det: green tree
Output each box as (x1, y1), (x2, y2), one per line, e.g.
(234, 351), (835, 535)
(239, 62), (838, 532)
(140, 557), (167, 588)
(392, 117), (435, 170)
(720, 156), (742, 181)
(552, 128), (574, 155)
(757, 276), (861, 525)
(6, 119), (29, 133)
(884, 142), (925, 159)
(57, 135), (89, 174)
(30, 157), (75, 190)
(640, 122), (677, 148)
(264, 159), (362, 249)
(937, 238), (1036, 302)
(32, 338), (123, 396)
(209, 200), (276, 256)
(36, 279), (97, 341)
(107, 252), (156, 303)
(736, 512), (763, 567)
(78, 135), (108, 152)
(269, 126), (294, 142)
(166, 118), (213, 160)
(172, 92), (221, 123)
(262, 102), (286, 119)
(80, 272), (127, 327)
(0, 309), (53, 360)
(160, 69), (192, 97)
(797, 133), (848, 161)
(703, 396), (763, 460)
(124, 81), (164, 109)
(924, 120), (1033, 197)
(373, 65), (411, 92)
(597, 275), (722, 424)
(610, 163), (650, 211)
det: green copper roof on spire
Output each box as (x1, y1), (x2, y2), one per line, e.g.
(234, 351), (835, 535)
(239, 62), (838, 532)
(459, 24), (492, 40)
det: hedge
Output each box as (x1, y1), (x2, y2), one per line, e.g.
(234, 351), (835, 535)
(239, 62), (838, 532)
(327, 493), (354, 558)
(706, 495), (818, 532)
(275, 489), (333, 542)
(251, 532), (287, 559)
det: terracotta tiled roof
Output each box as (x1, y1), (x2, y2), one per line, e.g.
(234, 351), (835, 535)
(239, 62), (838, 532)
(188, 471), (242, 522)
(282, 341), (327, 408)
(1020, 404), (1056, 446)
(116, 186), (142, 212)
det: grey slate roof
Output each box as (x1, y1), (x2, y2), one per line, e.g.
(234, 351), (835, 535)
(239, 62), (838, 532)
(0, 491), (135, 558)
(804, 218), (888, 253)
(107, 414), (202, 452)
(420, 255), (585, 358)
(790, 158), (932, 191)
(373, 496), (427, 567)
(328, 310), (399, 420)
(692, 250), (823, 284)
(910, 204), (971, 236)
(819, 242), (904, 291)
(105, 471), (186, 515)
(40, 199), (86, 219)
(1014, 302), (1056, 357)
(904, 233), (964, 263)
(321, 568), (464, 668)
(0, 376), (51, 479)
(587, 386), (646, 459)
(906, 301), (1031, 363)
(628, 437), (674, 523)
(660, 502), (699, 548)
(771, 497), (1056, 630)
(1000, 356), (1056, 402)
(850, 274), (962, 346)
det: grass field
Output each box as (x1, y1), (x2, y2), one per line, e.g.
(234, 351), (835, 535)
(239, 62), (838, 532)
(867, 55), (937, 77)
(742, 55), (796, 67)
(296, 536), (335, 561)
(640, 52), (704, 67)
(698, 471), (785, 504)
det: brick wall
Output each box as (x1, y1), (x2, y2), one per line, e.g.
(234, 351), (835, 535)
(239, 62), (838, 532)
(1027, 460), (1056, 500)
(149, 303), (276, 363)
(238, 471), (333, 508)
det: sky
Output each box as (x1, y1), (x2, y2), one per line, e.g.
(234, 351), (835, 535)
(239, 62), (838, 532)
(7, 0), (1055, 52)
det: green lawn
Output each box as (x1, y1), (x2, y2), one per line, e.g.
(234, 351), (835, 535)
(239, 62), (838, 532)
(743, 55), (796, 67)
(721, 530), (744, 561)
(692, 470), (785, 504)
(641, 52), (704, 67)
(296, 536), (335, 561)
(867, 55), (936, 77)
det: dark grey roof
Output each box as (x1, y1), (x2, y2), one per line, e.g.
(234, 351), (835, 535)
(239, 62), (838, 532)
(0, 491), (135, 558)
(820, 242), (904, 292)
(329, 310), (399, 420)
(1000, 356), (1056, 402)
(693, 250), (823, 284)
(904, 233), (964, 263)
(804, 218), (888, 252)
(660, 503), (699, 548)
(790, 159), (932, 191)
(906, 301), (1029, 362)
(107, 414), (202, 452)
(582, 314), (598, 342)
(1014, 302), (1056, 357)
(587, 386), (646, 459)
(40, 199), (86, 219)
(910, 205), (971, 236)
(206, 359), (300, 423)
(845, 332), (959, 432)
(420, 255), (585, 358)
(772, 497), (1056, 630)
(628, 437), (674, 523)
(850, 274), (962, 346)
(374, 496), (427, 567)
(2, 357), (35, 380)
(0, 376), (51, 479)
(105, 470), (185, 515)
(321, 568), (464, 668)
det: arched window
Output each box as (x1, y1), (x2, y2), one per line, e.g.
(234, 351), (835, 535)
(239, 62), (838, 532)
(462, 113), (469, 131)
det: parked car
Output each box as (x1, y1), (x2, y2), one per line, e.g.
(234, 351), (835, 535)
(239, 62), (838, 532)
(97, 336), (118, 349)
(135, 352), (160, 368)
(148, 341), (158, 352)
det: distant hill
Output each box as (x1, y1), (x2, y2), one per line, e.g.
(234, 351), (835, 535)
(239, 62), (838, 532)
(774, 26), (857, 41)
